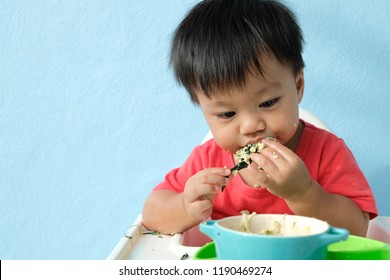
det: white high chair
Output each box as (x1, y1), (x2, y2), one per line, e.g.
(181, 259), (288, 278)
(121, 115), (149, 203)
(107, 108), (389, 260)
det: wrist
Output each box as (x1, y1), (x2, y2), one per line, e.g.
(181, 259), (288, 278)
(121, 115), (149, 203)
(181, 193), (205, 225)
(286, 177), (314, 203)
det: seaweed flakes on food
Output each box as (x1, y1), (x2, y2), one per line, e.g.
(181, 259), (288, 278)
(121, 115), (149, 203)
(234, 142), (266, 174)
(222, 137), (275, 192)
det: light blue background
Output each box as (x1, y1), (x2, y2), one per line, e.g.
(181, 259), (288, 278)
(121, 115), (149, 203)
(1, 0), (389, 259)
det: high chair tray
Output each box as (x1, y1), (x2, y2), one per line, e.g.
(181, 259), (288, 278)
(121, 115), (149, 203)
(107, 215), (390, 260)
(106, 215), (210, 260)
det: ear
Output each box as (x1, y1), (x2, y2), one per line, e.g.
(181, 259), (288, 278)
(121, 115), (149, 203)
(296, 69), (304, 104)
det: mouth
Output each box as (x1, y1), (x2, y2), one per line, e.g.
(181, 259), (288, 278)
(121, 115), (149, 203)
(222, 141), (268, 192)
(242, 136), (276, 150)
(244, 139), (264, 147)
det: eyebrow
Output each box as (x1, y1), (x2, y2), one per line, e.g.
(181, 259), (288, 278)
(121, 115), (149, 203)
(204, 100), (231, 108)
(204, 83), (280, 107)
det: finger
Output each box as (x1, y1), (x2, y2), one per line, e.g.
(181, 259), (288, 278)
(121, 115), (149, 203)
(247, 161), (261, 173)
(186, 168), (229, 188)
(193, 198), (212, 209)
(260, 147), (285, 163)
(205, 167), (231, 177)
(202, 192), (218, 201)
(262, 138), (295, 160)
(250, 152), (279, 174)
(196, 169), (230, 185)
(192, 168), (230, 185)
(198, 172), (230, 198)
(188, 199), (213, 216)
(186, 183), (220, 202)
(201, 184), (221, 196)
(261, 171), (276, 187)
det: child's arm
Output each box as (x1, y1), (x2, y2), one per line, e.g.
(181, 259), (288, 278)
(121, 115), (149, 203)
(142, 167), (230, 234)
(284, 179), (369, 236)
(142, 190), (201, 234)
(250, 138), (369, 236)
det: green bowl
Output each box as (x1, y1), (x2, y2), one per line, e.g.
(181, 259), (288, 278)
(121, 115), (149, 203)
(194, 236), (390, 260)
(328, 235), (390, 260)
(193, 242), (217, 260)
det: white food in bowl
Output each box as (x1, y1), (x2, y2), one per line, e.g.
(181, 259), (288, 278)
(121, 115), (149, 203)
(220, 211), (328, 237)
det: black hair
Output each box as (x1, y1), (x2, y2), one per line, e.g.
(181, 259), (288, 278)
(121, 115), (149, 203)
(169, 0), (305, 104)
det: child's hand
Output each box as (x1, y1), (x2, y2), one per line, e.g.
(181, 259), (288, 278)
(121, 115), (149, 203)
(183, 167), (230, 221)
(249, 138), (313, 199)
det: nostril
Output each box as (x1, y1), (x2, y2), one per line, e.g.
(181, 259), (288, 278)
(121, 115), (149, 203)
(239, 118), (266, 136)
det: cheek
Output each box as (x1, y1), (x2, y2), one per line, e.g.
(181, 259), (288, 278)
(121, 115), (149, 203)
(281, 119), (300, 141)
(272, 114), (299, 143)
(283, 105), (299, 129)
(212, 131), (237, 153)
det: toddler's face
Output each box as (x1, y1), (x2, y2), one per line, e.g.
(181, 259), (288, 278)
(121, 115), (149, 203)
(197, 54), (304, 154)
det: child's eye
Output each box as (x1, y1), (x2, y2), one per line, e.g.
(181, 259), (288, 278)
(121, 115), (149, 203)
(259, 97), (279, 108)
(217, 111), (236, 119)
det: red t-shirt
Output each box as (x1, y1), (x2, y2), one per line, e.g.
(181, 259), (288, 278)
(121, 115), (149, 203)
(154, 121), (378, 220)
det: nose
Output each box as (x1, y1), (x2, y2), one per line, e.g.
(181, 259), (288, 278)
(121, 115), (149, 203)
(239, 114), (265, 135)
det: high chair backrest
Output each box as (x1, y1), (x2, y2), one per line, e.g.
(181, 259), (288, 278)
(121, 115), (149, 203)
(202, 108), (331, 143)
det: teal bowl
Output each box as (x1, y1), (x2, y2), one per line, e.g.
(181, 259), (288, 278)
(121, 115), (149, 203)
(199, 214), (349, 260)
(194, 236), (390, 260)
